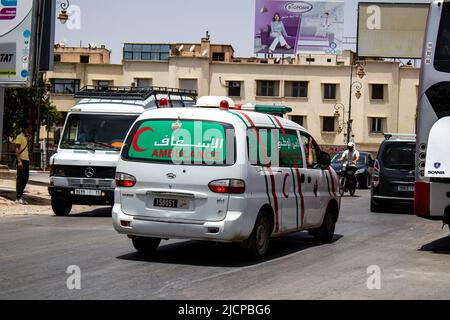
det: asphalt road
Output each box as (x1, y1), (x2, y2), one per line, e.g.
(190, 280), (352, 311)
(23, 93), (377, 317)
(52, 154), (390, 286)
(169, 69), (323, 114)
(1, 190), (449, 300)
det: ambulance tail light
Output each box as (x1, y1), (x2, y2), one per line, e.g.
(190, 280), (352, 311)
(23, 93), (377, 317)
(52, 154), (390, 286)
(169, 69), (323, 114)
(415, 181), (430, 217)
(372, 160), (380, 187)
(209, 179), (245, 194)
(116, 173), (137, 188)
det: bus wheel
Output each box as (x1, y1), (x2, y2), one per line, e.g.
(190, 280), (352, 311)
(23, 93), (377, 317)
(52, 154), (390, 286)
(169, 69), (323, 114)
(248, 212), (272, 260)
(51, 197), (72, 216)
(132, 237), (161, 255)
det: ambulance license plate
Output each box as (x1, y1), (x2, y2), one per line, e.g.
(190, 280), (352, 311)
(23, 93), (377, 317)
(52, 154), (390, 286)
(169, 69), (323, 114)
(154, 198), (178, 208)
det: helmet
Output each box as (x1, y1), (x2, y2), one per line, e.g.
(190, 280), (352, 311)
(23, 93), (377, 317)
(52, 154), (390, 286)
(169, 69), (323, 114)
(348, 142), (355, 148)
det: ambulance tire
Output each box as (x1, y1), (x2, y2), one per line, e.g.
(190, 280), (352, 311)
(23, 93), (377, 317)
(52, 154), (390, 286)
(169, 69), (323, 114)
(314, 207), (336, 244)
(51, 196), (72, 216)
(132, 237), (161, 256)
(248, 212), (272, 260)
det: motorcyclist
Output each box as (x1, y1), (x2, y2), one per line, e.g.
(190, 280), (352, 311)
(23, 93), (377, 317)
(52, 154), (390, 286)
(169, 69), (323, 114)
(338, 142), (360, 195)
(339, 142), (360, 165)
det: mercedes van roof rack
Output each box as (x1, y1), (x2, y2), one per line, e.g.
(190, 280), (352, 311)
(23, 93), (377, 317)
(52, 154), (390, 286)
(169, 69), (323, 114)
(384, 133), (416, 140)
(74, 86), (197, 101)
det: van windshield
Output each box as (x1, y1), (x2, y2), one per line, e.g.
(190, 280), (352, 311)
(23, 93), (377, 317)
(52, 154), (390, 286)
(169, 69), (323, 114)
(123, 119), (235, 166)
(61, 114), (138, 151)
(381, 142), (416, 170)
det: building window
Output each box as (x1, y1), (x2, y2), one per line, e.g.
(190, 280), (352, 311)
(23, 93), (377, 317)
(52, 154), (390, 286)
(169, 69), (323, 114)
(179, 79), (198, 91)
(323, 84), (337, 100)
(290, 115), (305, 127)
(95, 80), (112, 90)
(80, 55), (90, 64)
(306, 57), (315, 63)
(257, 80), (279, 97)
(50, 79), (80, 94)
(135, 78), (152, 88)
(286, 81), (308, 98)
(123, 43), (170, 61)
(371, 84), (385, 100)
(212, 52), (225, 61)
(228, 81), (241, 97)
(322, 117), (336, 132)
(54, 54), (61, 62)
(370, 118), (384, 133)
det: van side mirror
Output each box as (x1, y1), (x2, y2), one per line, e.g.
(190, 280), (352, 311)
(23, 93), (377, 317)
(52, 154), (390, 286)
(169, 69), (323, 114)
(320, 151), (331, 169)
(54, 128), (61, 146)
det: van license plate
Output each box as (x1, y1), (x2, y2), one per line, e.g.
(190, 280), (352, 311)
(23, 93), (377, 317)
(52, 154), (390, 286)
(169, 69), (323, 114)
(398, 186), (414, 192)
(75, 189), (102, 196)
(154, 198), (178, 208)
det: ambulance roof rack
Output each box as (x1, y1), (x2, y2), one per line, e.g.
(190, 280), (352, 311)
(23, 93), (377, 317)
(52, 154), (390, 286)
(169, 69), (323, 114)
(74, 86), (197, 101)
(384, 133), (416, 141)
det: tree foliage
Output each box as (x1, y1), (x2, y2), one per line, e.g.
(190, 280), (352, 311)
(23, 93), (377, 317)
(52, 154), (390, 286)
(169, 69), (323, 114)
(2, 77), (61, 143)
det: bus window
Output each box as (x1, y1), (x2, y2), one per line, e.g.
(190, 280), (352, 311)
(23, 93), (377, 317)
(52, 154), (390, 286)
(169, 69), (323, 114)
(434, 2), (450, 72)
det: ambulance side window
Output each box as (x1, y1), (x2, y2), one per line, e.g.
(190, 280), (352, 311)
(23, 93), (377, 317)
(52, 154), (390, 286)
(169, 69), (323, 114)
(247, 128), (275, 166)
(300, 133), (321, 169)
(279, 130), (303, 168)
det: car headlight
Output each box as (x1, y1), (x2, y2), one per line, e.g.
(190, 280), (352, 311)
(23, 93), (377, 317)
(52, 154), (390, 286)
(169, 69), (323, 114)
(356, 169), (365, 175)
(54, 166), (66, 177)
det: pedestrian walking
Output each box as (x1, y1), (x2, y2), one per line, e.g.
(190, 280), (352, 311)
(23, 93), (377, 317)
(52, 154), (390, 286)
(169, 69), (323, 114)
(15, 123), (32, 205)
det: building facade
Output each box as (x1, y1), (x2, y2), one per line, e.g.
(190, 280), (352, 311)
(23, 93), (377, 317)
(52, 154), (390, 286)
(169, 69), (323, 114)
(45, 37), (420, 153)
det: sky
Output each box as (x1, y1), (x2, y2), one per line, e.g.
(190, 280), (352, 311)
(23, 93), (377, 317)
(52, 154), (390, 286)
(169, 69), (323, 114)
(54, 0), (430, 64)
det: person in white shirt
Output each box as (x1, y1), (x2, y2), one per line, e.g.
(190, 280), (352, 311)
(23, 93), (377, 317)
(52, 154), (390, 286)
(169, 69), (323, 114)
(339, 142), (360, 165)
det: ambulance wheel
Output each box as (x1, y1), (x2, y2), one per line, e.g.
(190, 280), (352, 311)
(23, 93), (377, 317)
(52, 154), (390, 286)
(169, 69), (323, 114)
(132, 237), (161, 255)
(51, 197), (72, 216)
(314, 208), (336, 244)
(248, 212), (272, 259)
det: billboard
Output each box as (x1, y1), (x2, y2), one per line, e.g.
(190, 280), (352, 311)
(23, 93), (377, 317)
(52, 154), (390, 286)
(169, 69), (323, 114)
(254, 0), (344, 55)
(0, 0), (35, 86)
(357, 3), (429, 59)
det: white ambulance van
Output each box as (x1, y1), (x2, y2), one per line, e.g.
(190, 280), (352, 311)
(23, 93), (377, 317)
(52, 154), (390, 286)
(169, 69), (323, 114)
(113, 97), (341, 258)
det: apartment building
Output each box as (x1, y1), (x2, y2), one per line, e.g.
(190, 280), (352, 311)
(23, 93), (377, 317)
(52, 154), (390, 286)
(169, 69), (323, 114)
(45, 36), (419, 153)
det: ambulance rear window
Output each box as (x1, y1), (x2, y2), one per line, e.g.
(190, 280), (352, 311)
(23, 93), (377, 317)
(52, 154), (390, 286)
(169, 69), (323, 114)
(123, 119), (235, 166)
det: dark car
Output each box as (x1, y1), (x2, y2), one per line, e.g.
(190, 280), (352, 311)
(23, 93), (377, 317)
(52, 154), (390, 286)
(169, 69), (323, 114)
(331, 151), (375, 189)
(370, 135), (416, 213)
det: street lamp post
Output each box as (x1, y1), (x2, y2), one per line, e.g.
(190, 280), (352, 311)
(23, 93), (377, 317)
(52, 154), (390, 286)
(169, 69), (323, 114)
(346, 60), (366, 144)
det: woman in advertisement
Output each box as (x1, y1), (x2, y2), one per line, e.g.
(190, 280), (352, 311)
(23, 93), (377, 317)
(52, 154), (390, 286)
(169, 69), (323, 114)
(268, 12), (292, 54)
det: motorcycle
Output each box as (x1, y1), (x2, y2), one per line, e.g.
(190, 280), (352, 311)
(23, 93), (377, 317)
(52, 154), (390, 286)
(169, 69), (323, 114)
(338, 161), (357, 197)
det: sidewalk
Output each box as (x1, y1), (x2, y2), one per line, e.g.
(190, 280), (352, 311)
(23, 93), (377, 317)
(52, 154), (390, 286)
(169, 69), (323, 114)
(0, 179), (52, 216)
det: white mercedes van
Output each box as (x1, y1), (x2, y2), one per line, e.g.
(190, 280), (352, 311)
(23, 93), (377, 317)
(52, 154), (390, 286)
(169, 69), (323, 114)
(112, 97), (341, 258)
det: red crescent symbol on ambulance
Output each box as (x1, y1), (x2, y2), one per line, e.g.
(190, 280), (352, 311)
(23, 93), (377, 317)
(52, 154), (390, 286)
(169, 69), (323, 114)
(282, 173), (290, 199)
(132, 127), (153, 152)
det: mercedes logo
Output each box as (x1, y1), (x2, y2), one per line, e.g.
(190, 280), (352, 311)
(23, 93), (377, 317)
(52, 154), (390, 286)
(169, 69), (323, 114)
(166, 173), (176, 179)
(85, 167), (95, 178)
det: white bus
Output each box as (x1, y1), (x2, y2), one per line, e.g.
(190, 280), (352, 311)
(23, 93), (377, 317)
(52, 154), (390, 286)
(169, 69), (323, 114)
(415, 0), (450, 228)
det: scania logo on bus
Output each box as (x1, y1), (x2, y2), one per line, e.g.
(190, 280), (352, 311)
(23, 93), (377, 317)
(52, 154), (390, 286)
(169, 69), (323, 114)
(428, 170), (445, 175)
(285, 1), (313, 13)
(85, 167), (95, 178)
